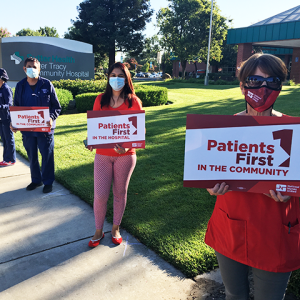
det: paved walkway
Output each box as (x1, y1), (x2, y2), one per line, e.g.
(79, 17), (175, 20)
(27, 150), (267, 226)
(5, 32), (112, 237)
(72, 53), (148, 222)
(0, 143), (222, 300)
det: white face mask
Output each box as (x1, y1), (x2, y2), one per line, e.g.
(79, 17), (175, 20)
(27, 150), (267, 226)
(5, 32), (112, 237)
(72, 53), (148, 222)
(26, 68), (39, 79)
(109, 77), (125, 91)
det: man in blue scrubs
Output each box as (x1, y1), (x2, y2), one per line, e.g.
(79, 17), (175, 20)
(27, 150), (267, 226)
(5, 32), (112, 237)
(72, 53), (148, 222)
(13, 57), (61, 193)
(0, 68), (16, 166)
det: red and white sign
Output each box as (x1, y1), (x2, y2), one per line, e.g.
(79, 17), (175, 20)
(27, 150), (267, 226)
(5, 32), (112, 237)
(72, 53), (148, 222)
(87, 110), (145, 148)
(10, 107), (51, 132)
(183, 114), (300, 196)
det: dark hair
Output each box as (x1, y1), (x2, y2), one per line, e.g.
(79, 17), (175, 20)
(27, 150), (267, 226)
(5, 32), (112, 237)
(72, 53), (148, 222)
(24, 57), (40, 67)
(238, 53), (287, 84)
(101, 62), (135, 108)
(0, 68), (9, 82)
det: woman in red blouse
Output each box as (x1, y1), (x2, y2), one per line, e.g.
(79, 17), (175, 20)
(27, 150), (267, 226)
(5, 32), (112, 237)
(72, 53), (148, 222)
(88, 62), (143, 247)
(205, 54), (300, 300)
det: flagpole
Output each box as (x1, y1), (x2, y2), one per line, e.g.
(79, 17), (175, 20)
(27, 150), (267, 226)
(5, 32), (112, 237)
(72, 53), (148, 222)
(204, 0), (213, 86)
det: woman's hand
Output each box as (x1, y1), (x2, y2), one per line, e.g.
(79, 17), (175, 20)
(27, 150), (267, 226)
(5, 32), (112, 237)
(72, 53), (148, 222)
(264, 190), (291, 203)
(114, 144), (129, 154)
(87, 145), (94, 152)
(207, 182), (229, 196)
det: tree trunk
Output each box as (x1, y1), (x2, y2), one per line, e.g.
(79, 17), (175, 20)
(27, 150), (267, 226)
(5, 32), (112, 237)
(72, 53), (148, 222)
(109, 42), (116, 68)
(181, 60), (187, 79)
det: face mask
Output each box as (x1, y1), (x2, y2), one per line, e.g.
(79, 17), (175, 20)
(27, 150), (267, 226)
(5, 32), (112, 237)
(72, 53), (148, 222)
(109, 77), (125, 91)
(244, 86), (281, 112)
(26, 68), (39, 79)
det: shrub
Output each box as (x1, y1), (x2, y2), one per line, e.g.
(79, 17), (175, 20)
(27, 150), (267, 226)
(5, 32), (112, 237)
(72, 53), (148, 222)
(94, 72), (107, 80)
(75, 85), (168, 112)
(186, 78), (204, 84)
(56, 88), (73, 114)
(52, 79), (107, 97)
(135, 86), (168, 107)
(209, 73), (236, 82)
(162, 73), (172, 80)
(214, 79), (228, 85)
(286, 79), (297, 86)
(209, 72), (235, 77)
(213, 79), (239, 85)
(75, 93), (99, 113)
(287, 270), (300, 298)
(231, 79), (240, 85)
(142, 62), (149, 72)
(129, 71), (136, 78)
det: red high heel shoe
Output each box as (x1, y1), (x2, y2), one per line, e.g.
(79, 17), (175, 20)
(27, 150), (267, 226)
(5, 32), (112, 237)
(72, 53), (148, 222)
(112, 236), (122, 245)
(88, 233), (105, 248)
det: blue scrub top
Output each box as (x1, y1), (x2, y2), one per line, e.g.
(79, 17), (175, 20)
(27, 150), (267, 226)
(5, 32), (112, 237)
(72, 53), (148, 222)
(0, 82), (13, 123)
(14, 76), (61, 135)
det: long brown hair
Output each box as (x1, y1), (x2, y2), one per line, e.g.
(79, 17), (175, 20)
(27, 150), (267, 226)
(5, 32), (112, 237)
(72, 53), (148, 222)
(101, 62), (135, 108)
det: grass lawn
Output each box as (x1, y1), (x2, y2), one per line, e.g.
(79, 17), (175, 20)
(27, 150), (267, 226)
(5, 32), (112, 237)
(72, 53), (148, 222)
(12, 83), (300, 279)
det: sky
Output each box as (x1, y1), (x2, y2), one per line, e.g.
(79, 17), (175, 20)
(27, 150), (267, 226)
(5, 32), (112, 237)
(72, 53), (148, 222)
(1, 0), (300, 38)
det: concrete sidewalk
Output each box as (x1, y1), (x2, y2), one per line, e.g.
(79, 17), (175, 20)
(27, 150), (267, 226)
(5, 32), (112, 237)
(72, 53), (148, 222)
(0, 144), (222, 300)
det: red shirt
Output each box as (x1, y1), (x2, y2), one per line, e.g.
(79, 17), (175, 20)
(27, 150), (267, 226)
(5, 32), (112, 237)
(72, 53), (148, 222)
(93, 93), (143, 156)
(205, 192), (300, 272)
(205, 113), (300, 272)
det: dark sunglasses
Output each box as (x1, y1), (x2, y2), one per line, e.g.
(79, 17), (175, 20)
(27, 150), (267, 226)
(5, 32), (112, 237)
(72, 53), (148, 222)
(245, 75), (281, 89)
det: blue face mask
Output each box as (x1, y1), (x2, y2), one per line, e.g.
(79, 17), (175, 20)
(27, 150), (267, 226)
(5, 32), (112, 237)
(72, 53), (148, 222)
(26, 68), (39, 79)
(109, 77), (125, 91)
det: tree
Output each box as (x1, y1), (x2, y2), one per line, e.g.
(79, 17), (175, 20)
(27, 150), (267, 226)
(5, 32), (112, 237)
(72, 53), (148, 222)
(126, 58), (139, 70)
(142, 62), (150, 72)
(161, 51), (173, 74)
(16, 27), (59, 37)
(65, 0), (153, 67)
(37, 27), (59, 37)
(0, 27), (11, 38)
(136, 35), (161, 64)
(218, 44), (238, 67)
(157, 0), (229, 77)
(16, 28), (43, 36)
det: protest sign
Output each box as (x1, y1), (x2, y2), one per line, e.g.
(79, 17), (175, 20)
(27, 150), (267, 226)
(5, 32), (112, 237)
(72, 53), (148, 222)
(87, 110), (145, 148)
(183, 114), (300, 196)
(10, 106), (50, 132)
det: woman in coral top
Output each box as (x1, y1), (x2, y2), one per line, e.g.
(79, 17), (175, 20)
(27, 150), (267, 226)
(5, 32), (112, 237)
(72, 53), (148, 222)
(205, 54), (300, 300)
(88, 62), (143, 247)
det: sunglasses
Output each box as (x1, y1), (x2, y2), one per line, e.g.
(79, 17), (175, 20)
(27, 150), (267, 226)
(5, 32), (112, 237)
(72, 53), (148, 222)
(245, 75), (281, 90)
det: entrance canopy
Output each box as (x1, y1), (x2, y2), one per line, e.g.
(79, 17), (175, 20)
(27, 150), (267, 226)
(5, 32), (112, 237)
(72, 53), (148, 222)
(227, 5), (300, 48)
(226, 5), (300, 82)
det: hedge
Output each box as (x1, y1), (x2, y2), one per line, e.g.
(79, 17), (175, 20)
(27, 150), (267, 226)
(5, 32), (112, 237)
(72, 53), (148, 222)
(52, 79), (107, 97)
(55, 88), (73, 114)
(135, 85), (167, 107)
(75, 93), (98, 113)
(75, 86), (168, 113)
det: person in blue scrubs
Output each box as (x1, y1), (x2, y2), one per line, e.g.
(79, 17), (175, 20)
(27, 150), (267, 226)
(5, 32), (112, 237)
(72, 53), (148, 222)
(13, 57), (61, 193)
(0, 68), (16, 166)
